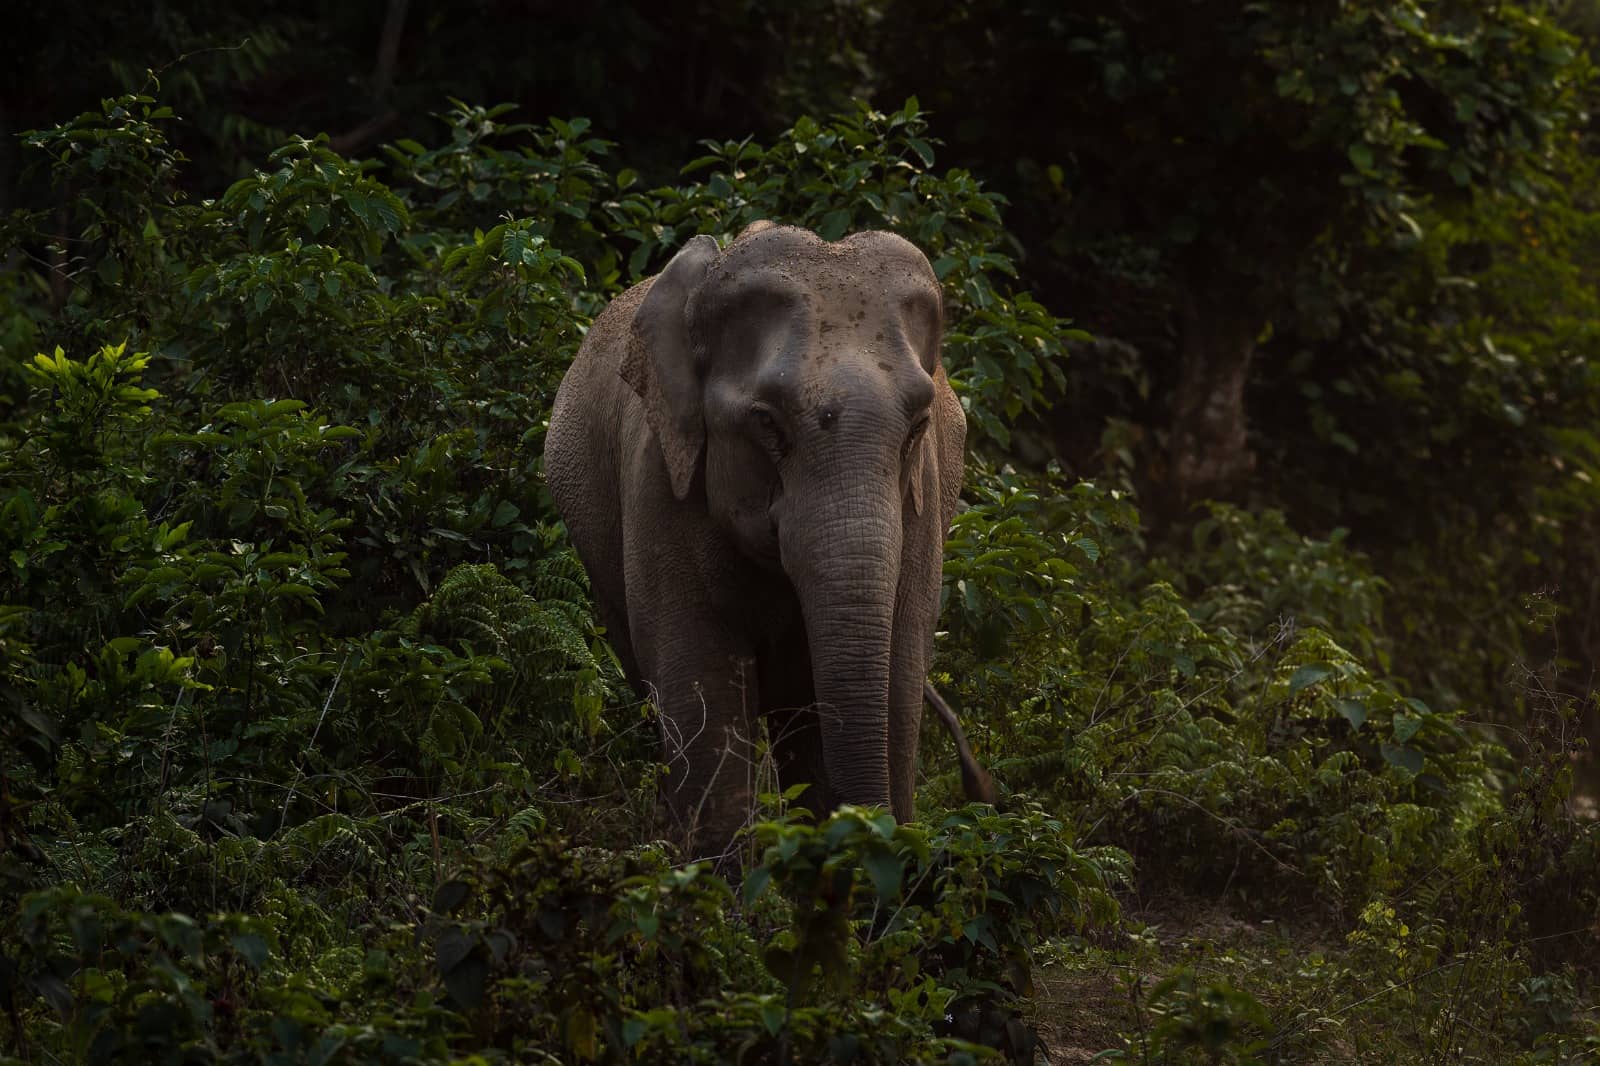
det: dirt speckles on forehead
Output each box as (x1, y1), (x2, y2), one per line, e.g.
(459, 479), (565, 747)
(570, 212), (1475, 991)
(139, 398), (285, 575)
(689, 225), (945, 404)
(715, 225), (938, 291)
(701, 228), (939, 336)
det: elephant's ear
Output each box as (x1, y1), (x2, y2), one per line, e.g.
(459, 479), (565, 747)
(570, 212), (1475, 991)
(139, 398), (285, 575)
(907, 416), (931, 517)
(907, 364), (964, 519)
(930, 363), (967, 531)
(621, 235), (720, 500)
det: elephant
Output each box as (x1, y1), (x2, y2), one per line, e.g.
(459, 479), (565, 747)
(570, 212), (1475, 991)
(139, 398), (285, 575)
(544, 220), (991, 860)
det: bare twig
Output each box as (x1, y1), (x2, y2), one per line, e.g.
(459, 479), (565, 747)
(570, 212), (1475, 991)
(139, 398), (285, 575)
(278, 652), (348, 827)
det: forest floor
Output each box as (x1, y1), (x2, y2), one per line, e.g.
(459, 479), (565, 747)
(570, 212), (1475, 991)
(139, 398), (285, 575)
(1031, 898), (1367, 1064)
(1029, 769), (1600, 1063)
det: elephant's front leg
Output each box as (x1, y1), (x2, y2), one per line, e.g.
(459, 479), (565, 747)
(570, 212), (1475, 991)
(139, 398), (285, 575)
(639, 620), (761, 864)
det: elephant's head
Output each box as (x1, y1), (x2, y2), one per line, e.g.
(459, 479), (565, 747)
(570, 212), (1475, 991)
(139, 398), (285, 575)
(620, 222), (949, 809)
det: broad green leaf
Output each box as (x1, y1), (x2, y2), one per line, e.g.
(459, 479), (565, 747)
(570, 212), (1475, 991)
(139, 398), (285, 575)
(743, 867), (773, 906)
(230, 932), (269, 970)
(1381, 743), (1424, 775)
(817, 209), (851, 242)
(1335, 699), (1367, 730)
(1289, 663), (1335, 695)
(863, 850), (904, 902)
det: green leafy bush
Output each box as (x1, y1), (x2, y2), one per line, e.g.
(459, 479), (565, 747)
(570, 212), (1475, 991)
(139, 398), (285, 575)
(0, 92), (1121, 1062)
(0, 85), (1595, 1064)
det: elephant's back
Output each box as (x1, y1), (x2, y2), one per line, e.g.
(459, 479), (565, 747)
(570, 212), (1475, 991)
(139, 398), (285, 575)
(544, 279), (657, 653)
(546, 279), (654, 492)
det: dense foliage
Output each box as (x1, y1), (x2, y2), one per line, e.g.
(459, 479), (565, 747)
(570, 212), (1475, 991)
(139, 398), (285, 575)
(2, 2), (1599, 1061)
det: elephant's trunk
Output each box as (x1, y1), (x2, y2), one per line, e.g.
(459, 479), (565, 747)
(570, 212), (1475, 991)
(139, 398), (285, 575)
(782, 474), (902, 811)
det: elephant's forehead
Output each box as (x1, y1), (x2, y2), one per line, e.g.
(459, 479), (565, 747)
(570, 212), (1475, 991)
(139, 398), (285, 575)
(714, 235), (936, 302)
(712, 268), (937, 335)
(748, 302), (932, 406)
(704, 231), (941, 385)
(718, 270), (931, 357)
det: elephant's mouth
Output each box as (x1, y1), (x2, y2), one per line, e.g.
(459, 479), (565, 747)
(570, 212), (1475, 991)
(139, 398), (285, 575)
(759, 479), (784, 560)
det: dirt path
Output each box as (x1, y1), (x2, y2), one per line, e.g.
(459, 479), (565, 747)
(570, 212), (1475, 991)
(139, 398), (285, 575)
(1027, 900), (1341, 1063)
(1031, 963), (1134, 1061)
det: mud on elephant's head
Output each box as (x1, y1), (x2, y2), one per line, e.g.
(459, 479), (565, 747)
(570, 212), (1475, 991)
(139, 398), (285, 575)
(620, 221), (946, 567)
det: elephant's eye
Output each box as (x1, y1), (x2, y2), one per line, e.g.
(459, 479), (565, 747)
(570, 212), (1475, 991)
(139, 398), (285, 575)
(751, 406), (789, 458)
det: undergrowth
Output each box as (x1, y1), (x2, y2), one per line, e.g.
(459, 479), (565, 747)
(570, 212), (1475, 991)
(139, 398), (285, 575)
(0, 92), (1594, 1063)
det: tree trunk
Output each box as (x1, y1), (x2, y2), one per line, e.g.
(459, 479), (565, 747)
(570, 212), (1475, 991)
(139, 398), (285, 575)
(1168, 271), (1260, 512)
(373, 0), (409, 100)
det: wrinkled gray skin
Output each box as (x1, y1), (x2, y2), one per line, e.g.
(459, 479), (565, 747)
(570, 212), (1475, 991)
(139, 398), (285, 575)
(545, 222), (969, 859)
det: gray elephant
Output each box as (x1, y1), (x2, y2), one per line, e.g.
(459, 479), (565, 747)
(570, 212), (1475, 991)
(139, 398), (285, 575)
(545, 221), (987, 859)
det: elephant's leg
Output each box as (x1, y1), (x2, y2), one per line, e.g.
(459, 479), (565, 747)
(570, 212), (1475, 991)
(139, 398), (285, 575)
(591, 596), (640, 690)
(760, 625), (831, 815)
(767, 705), (831, 814)
(552, 490), (641, 684)
(638, 624), (761, 864)
(617, 435), (767, 861)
